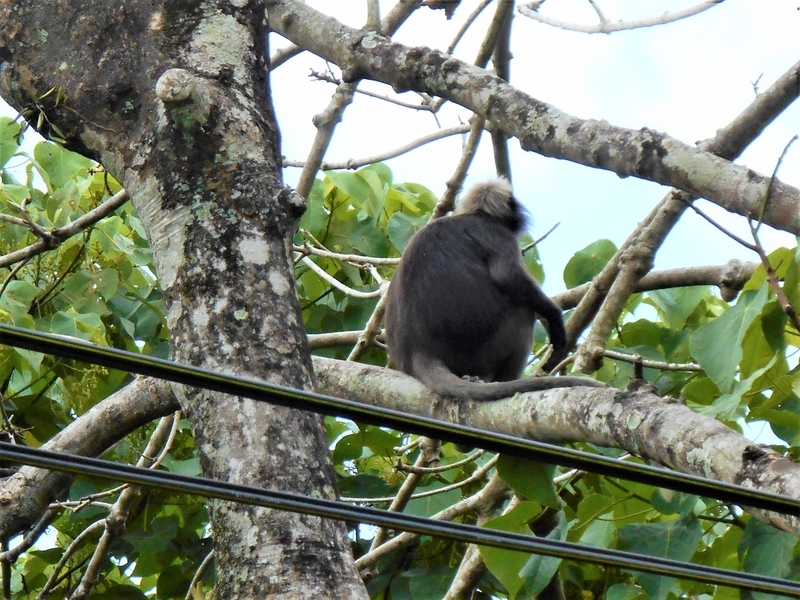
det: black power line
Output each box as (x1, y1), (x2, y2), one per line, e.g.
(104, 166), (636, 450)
(2, 442), (800, 597)
(1, 323), (798, 517)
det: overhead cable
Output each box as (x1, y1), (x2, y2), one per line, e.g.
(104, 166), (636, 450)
(0, 323), (798, 517)
(1, 442), (800, 598)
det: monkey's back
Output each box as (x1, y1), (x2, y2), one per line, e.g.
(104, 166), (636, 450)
(385, 213), (536, 383)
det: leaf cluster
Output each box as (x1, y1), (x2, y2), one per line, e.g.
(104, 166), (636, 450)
(0, 120), (208, 599)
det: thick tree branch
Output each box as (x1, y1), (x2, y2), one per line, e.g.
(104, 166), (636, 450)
(313, 356), (800, 534)
(267, 0), (800, 235)
(3, 345), (797, 552)
(570, 57), (800, 369)
(0, 377), (176, 540)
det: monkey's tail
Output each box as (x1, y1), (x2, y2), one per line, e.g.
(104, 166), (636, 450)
(415, 361), (606, 402)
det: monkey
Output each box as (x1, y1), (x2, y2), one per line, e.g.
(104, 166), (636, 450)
(384, 177), (605, 401)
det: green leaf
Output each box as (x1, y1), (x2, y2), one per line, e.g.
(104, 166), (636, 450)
(91, 584), (148, 599)
(574, 493), (620, 547)
(563, 239), (617, 288)
(1, 279), (40, 310)
(157, 565), (193, 598)
(388, 211), (428, 252)
(162, 456), (202, 476)
(480, 502), (543, 599)
(647, 287), (709, 330)
(704, 524), (743, 572)
(324, 170), (373, 206)
(0, 183), (31, 203)
(743, 247), (795, 292)
(405, 566), (456, 600)
(519, 515), (568, 598)
(33, 141), (94, 189)
(51, 310), (105, 342)
(696, 356), (776, 420)
(521, 238), (545, 283)
(617, 516), (703, 599)
(650, 489), (699, 517)
(94, 268), (121, 300)
(689, 286), (768, 393)
(0, 116), (23, 166)
(739, 519), (799, 600)
(359, 162), (394, 186)
(406, 481), (461, 517)
(606, 583), (645, 600)
(579, 518), (616, 550)
(355, 167), (387, 220)
(331, 431), (368, 463)
(349, 221), (391, 258)
(740, 312), (786, 388)
(298, 179), (331, 236)
(387, 183), (436, 216)
(497, 455), (559, 508)
(338, 474), (393, 498)
(755, 405), (800, 446)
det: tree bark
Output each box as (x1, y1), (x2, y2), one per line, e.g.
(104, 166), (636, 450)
(0, 1), (366, 597)
(314, 356), (800, 535)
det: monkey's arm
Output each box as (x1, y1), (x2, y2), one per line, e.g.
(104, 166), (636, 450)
(487, 250), (568, 371)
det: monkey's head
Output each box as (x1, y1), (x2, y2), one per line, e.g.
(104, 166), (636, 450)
(453, 177), (528, 233)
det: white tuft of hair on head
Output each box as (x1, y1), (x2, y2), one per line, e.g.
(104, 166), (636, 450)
(453, 177), (513, 218)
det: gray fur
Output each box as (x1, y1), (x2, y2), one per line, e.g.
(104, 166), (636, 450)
(385, 178), (605, 402)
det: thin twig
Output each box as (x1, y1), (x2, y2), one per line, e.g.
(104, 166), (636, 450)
(285, 124), (472, 171)
(519, 0), (725, 33)
(603, 349), (703, 372)
(300, 256), (382, 299)
(0, 190), (130, 269)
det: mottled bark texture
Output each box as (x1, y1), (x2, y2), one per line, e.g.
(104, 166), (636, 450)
(314, 356), (800, 535)
(0, 1), (367, 597)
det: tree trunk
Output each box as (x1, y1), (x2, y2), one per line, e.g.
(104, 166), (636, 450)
(0, 1), (367, 596)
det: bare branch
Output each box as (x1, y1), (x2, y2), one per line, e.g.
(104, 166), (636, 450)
(285, 124), (472, 172)
(293, 242), (400, 266)
(433, 115), (486, 218)
(519, 1), (726, 33)
(0, 189), (130, 269)
(0, 507), (59, 563)
(0, 376), (177, 540)
(603, 350), (703, 372)
(314, 356), (800, 534)
(184, 550), (215, 600)
(292, 2), (424, 198)
(355, 471), (509, 572)
(569, 57), (800, 370)
(299, 256), (382, 299)
(69, 413), (179, 600)
(309, 69), (434, 110)
(445, 0), (495, 55)
(268, 2), (800, 235)
(365, 437), (441, 558)
(270, 44), (303, 69)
